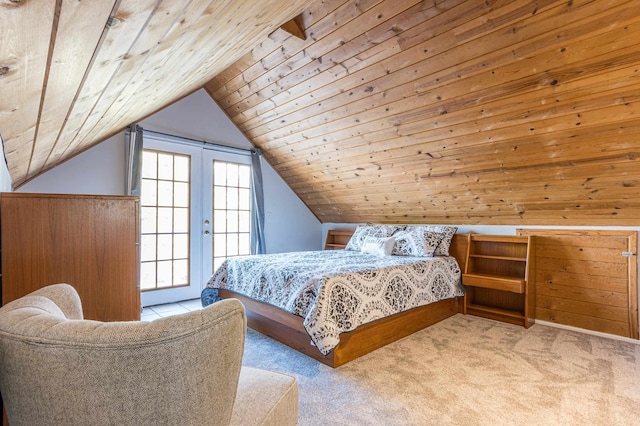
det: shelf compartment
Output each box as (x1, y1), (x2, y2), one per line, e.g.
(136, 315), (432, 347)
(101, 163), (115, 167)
(468, 254), (527, 262)
(463, 273), (525, 293)
(324, 229), (355, 250)
(469, 237), (528, 260)
(466, 303), (523, 320)
(465, 304), (527, 327)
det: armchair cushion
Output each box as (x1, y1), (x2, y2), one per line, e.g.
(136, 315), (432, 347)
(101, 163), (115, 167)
(231, 367), (298, 426)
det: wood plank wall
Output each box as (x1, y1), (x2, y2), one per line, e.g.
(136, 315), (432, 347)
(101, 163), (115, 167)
(206, 0), (640, 226)
(518, 229), (638, 339)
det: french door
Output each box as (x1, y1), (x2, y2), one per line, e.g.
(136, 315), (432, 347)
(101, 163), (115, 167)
(139, 136), (251, 307)
(201, 149), (252, 281)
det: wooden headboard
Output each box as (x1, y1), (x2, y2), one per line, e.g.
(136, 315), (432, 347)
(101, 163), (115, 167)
(448, 233), (468, 273)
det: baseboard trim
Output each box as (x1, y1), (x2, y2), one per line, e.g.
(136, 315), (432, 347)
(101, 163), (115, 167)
(534, 320), (640, 345)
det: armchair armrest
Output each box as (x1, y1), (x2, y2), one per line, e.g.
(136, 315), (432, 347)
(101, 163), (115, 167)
(23, 283), (84, 320)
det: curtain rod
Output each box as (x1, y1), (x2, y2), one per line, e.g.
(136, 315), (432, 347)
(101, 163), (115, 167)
(137, 128), (255, 156)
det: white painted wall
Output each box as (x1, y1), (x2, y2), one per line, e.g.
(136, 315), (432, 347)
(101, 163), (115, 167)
(18, 89), (322, 253)
(140, 90), (251, 151)
(19, 134), (125, 195)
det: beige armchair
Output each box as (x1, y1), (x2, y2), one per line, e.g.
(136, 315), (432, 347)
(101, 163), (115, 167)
(0, 284), (298, 426)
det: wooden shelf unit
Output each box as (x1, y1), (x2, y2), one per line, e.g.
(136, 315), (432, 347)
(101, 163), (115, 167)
(462, 234), (535, 328)
(324, 229), (354, 250)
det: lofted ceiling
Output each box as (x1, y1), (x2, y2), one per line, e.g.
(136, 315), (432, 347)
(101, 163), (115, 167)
(206, 0), (640, 225)
(0, 0), (312, 188)
(2, 0), (640, 226)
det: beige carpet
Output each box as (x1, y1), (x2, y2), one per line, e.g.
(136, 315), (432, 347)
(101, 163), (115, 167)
(241, 313), (640, 425)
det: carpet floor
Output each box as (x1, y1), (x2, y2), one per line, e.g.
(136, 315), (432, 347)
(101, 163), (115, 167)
(241, 313), (640, 425)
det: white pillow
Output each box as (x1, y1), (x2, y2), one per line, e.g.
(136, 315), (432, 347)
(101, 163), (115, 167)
(345, 224), (404, 251)
(360, 236), (396, 256)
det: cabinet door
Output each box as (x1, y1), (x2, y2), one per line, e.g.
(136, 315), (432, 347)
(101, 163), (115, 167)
(1, 193), (140, 321)
(518, 229), (638, 339)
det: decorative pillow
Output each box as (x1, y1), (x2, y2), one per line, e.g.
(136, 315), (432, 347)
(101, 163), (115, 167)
(421, 225), (458, 256)
(360, 236), (396, 256)
(344, 224), (405, 251)
(392, 228), (444, 257)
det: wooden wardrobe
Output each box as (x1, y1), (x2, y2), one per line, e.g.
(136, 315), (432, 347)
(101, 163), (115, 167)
(0, 192), (140, 321)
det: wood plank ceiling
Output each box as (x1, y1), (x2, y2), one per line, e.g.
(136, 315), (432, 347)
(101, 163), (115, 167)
(0, 0), (312, 188)
(205, 0), (640, 226)
(2, 0), (639, 227)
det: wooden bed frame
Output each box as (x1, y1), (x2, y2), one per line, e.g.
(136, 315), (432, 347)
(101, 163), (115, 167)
(219, 233), (469, 368)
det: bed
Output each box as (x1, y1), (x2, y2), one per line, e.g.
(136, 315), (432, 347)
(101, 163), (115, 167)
(202, 227), (468, 368)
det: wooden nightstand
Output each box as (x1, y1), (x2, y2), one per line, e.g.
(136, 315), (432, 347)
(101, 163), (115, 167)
(324, 229), (354, 250)
(462, 234), (535, 328)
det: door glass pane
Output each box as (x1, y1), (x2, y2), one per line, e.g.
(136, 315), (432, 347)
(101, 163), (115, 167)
(141, 235), (156, 262)
(214, 186), (226, 208)
(214, 233), (226, 257)
(174, 156), (189, 182)
(157, 235), (172, 260)
(239, 233), (250, 255)
(157, 261), (173, 288)
(214, 210), (226, 233)
(227, 187), (238, 210)
(238, 165), (250, 187)
(158, 153), (174, 180)
(157, 181), (173, 206)
(142, 151), (157, 178)
(227, 233), (238, 257)
(173, 259), (189, 285)
(227, 211), (238, 233)
(141, 207), (157, 234)
(174, 208), (189, 233)
(174, 234), (189, 258)
(157, 208), (173, 233)
(238, 211), (249, 233)
(214, 162), (226, 185)
(226, 163), (239, 187)
(141, 180), (157, 205)
(174, 182), (189, 207)
(140, 263), (156, 290)
(238, 188), (250, 210)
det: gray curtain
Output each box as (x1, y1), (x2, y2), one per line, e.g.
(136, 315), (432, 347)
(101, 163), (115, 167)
(250, 148), (266, 254)
(125, 124), (143, 196)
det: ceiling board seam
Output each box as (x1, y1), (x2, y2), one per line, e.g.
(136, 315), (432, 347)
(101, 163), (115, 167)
(35, 0), (124, 180)
(58, 0), (169, 161)
(27, 0), (62, 180)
